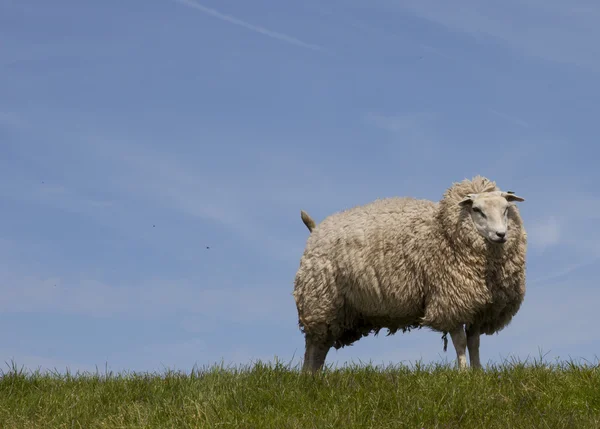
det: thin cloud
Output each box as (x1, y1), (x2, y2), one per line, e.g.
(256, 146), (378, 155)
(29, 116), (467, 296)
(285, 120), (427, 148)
(399, 0), (600, 69)
(528, 255), (600, 286)
(0, 271), (291, 322)
(528, 216), (561, 250)
(172, 0), (325, 52)
(363, 111), (439, 155)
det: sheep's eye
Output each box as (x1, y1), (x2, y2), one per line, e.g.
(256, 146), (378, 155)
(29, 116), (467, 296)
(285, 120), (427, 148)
(472, 207), (486, 218)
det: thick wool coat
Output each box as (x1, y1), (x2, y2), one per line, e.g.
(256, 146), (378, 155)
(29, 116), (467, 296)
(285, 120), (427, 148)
(293, 176), (527, 349)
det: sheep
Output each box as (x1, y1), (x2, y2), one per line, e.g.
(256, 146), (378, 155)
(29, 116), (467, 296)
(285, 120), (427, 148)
(293, 176), (526, 372)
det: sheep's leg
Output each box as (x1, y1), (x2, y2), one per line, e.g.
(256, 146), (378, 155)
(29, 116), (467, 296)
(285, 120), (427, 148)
(302, 336), (331, 373)
(466, 324), (482, 369)
(449, 326), (468, 370)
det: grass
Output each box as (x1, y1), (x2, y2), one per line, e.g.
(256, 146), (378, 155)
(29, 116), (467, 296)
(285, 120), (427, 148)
(0, 357), (599, 428)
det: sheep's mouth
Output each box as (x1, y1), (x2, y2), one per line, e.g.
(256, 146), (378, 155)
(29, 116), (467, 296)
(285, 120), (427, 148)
(488, 236), (507, 244)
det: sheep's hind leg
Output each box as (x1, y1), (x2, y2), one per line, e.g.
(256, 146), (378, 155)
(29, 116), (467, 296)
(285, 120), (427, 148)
(466, 324), (482, 369)
(302, 335), (331, 373)
(449, 326), (468, 370)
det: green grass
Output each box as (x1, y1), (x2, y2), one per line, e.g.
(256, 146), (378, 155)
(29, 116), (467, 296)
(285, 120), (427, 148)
(1, 358), (599, 428)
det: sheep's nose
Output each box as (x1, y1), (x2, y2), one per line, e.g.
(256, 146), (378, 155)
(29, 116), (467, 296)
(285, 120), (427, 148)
(496, 231), (506, 238)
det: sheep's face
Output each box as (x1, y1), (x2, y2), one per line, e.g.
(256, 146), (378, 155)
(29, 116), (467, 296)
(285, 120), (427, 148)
(459, 191), (525, 244)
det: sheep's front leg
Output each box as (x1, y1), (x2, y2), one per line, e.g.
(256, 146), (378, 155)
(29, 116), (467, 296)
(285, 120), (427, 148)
(449, 326), (468, 370)
(466, 324), (482, 369)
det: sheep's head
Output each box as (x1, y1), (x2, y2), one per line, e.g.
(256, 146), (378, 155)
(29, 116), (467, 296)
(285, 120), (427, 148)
(458, 191), (525, 244)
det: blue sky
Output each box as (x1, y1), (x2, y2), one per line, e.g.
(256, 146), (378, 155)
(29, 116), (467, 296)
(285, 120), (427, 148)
(1, 0), (600, 373)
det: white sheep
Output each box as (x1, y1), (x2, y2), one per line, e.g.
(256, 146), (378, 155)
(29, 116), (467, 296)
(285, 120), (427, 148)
(293, 176), (527, 372)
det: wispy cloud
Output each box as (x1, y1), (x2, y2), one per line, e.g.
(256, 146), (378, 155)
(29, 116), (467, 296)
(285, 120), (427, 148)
(172, 0), (325, 52)
(363, 112), (438, 154)
(522, 189), (600, 286)
(528, 216), (561, 251)
(2, 130), (315, 262)
(309, 3), (454, 61)
(503, 281), (600, 360)
(398, 0), (600, 69)
(0, 178), (115, 221)
(99, 141), (311, 261)
(529, 255), (600, 286)
(0, 271), (292, 322)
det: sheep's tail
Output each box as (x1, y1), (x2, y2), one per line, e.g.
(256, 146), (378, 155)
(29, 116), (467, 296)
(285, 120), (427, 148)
(300, 210), (316, 233)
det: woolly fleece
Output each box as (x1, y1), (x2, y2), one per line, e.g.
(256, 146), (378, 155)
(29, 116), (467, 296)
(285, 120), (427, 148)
(293, 176), (527, 350)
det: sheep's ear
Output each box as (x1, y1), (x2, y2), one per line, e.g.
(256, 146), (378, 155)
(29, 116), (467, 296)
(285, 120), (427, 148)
(459, 193), (476, 206)
(502, 191), (525, 202)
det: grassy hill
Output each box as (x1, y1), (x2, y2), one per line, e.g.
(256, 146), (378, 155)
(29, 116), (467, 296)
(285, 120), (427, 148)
(1, 359), (599, 428)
